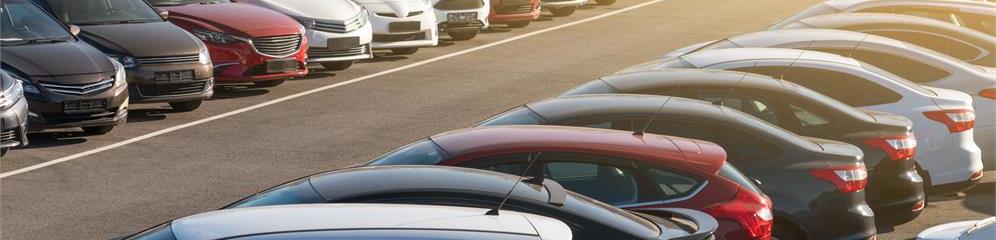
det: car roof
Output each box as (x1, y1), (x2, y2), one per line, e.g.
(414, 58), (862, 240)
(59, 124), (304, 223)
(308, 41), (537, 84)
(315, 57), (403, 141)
(796, 12), (982, 32)
(430, 125), (726, 174)
(678, 47), (863, 68)
(726, 29), (913, 51)
(825, 0), (996, 11)
(170, 204), (569, 239)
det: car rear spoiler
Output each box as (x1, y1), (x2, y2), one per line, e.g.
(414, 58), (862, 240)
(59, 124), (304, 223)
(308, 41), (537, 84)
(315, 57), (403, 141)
(633, 208), (718, 240)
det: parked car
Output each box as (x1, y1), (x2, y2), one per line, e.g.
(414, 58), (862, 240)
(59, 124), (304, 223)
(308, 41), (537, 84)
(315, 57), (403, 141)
(489, 0), (540, 28)
(1, 71), (29, 157)
(35, 0), (213, 112)
(563, 69), (925, 225)
(355, 0), (438, 55)
(772, 13), (996, 67)
(769, 0), (996, 36)
(626, 48), (984, 195)
(239, 0), (373, 71)
(224, 166), (719, 240)
(662, 29), (996, 168)
(1, 0), (128, 135)
(365, 125), (773, 240)
(474, 94), (877, 240)
(147, 0), (308, 88)
(432, 0), (490, 40)
(124, 204), (574, 240)
(542, 0), (587, 17)
(918, 217), (995, 240)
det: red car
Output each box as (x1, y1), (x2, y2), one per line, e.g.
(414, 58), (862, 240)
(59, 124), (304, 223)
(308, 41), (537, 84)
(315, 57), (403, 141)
(489, 0), (541, 28)
(148, 0), (308, 87)
(365, 125), (774, 240)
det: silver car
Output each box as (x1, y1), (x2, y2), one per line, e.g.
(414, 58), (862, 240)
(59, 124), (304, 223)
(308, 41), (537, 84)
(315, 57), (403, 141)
(770, 0), (996, 36)
(0, 70), (28, 157)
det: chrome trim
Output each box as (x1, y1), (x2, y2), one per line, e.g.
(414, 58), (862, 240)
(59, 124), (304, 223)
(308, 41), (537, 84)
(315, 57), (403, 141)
(614, 181), (710, 208)
(232, 34), (304, 59)
(137, 55), (200, 65)
(38, 79), (115, 95)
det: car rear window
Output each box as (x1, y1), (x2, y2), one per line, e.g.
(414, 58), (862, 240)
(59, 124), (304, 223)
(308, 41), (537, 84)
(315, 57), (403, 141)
(227, 178), (325, 209)
(717, 163), (762, 194)
(475, 106), (545, 127)
(561, 80), (618, 96)
(367, 139), (450, 166)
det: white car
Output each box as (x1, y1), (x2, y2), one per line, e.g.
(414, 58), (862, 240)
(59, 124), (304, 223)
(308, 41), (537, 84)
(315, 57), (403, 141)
(624, 48), (984, 194)
(123, 204), (573, 240)
(663, 29), (996, 166)
(432, 0), (490, 40)
(769, 0), (996, 36)
(357, 0), (439, 55)
(541, 0), (588, 17)
(771, 13), (996, 68)
(239, 0), (374, 71)
(918, 217), (995, 240)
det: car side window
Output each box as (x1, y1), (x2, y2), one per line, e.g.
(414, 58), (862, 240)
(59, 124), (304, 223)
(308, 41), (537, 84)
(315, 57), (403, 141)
(732, 66), (900, 107)
(807, 48), (951, 83)
(646, 168), (703, 199)
(545, 162), (640, 205)
(865, 30), (983, 61)
(698, 94), (781, 125)
(788, 104), (831, 128)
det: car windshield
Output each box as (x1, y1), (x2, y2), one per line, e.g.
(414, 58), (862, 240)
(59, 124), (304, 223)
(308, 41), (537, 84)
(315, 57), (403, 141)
(43, 0), (163, 25)
(859, 62), (937, 96)
(146, 0), (230, 6)
(366, 139), (450, 166)
(0, 0), (73, 46)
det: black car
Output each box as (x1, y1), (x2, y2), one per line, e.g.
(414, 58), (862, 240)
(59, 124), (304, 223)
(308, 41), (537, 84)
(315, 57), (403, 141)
(1, 0), (128, 134)
(562, 69), (925, 225)
(476, 94), (877, 240)
(224, 165), (719, 240)
(34, 0), (214, 112)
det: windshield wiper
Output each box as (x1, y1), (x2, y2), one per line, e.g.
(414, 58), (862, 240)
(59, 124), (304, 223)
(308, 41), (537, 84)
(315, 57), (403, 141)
(25, 38), (69, 44)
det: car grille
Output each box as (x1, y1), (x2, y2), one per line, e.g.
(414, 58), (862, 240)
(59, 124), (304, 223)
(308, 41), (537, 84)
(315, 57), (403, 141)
(137, 55), (199, 65)
(38, 79), (114, 95)
(138, 81), (207, 97)
(376, 11), (424, 18)
(314, 20), (348, 33)
(495, 4), (533, 14)
(309, 45), (369, 59)
(1, 130), (15, 142)
(373, 32), (427, 42)
(435, 0), (485, 10)
(41, 111), (117, 125)
(251, 35), (303, 57)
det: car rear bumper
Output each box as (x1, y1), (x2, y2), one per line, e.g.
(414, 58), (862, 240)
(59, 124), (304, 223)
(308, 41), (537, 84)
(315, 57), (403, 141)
(865, 159), (925, 225)
(974, 125), (994, 168)
(917, 130), (983, 187)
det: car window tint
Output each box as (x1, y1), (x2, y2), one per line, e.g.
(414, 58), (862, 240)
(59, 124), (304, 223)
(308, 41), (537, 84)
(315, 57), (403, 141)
(788, 104), (831, 128)
(716, 162), (763, 194)
(476, 106), (545, 126)
(959, 12), (995, 36)
(699, 94), (779, 125)
(808, 48), (951, 83)
(226, 178), (325, 208)
(546, 162), (640, 205)
(647, 168), (703, 199)
(486, 163), (524, 176)
(718, 128), (782, 163)
(368, 139), (450, 166)
(866, 30), (982, 61)
(733, 66), (900, 106)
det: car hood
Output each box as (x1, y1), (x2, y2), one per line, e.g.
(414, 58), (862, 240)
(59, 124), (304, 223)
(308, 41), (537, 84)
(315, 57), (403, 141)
(246, 0), (361, 20)
(1, 41), (114, 77)
(161, 3), (300, 37)
(79, 22), (203, 57)
(358, 0), (428, 16)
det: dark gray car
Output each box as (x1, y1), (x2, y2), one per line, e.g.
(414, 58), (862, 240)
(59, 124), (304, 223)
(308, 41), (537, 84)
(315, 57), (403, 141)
(1, 70), (29, 157)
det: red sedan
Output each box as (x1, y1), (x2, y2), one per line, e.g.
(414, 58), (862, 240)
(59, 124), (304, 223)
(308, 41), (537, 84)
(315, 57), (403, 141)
(489, 0), (541, 28)
(365, 125), (774, 240)
(149, 0), (308, 87)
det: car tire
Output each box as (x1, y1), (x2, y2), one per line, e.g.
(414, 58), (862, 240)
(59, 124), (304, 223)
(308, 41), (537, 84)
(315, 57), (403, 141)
(772, 222), (805, 240)
(391, 48), (420, 55)
(253, 79), (286, 88)
(320, 61), (354, 71)
(549, 6), (577, 17)
(447, 30), (479, 41)
(82, 125), (115, 135)
(595, 0), (616, 5)
(169, 100), (203, 112)
(507, 21), (531, 28)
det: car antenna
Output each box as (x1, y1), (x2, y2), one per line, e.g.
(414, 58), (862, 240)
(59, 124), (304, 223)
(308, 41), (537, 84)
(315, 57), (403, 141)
(487, 152), (543, 216)
(712, 64), (756, 106)
(777, 40), (815, 80)
(846, 34), (870, 58)
(634, 98), (671, 136)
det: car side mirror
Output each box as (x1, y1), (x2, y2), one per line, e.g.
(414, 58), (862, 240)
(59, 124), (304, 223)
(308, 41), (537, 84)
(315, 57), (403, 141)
(67, 25), (80, 36)
(157, 8), (169, 19)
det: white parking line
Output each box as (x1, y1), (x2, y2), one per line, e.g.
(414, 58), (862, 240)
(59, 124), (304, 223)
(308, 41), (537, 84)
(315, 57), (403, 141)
(0, 0), (667, 179)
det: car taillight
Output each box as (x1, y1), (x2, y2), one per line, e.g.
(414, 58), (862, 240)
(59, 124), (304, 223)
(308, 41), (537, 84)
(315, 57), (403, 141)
(980, 88), (996, 100)
(864, 133), (916, 160)
(810, 163), (868, 193)
(703, 189), (773, 240)
(924, 109), (975, 132)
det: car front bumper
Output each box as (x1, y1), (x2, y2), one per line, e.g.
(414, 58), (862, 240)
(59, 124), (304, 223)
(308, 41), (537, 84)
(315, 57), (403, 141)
(208, 40), (309, 83)
(26, 82), (129, 131)
(489, 1), (541, 23)
(433, 6), (491, 32)
(1, 95), (29, 148)
(541, 0), (586, 8)
(305, 24), (374, 63)
(369, 11), (439, 49)
(126, 62), (214, 104)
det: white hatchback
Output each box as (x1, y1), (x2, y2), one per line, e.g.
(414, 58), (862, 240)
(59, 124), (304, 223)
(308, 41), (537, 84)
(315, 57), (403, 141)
(357, 0), (439, 55)
(769, 0), (996, 36)
(663, 29), (996, 167)
(625, 48), (985, 193)
(241, 0), (374, 71)
(431, 0), (490, 40)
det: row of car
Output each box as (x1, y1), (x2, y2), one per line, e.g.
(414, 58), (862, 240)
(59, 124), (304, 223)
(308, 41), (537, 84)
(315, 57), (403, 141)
(0, 0), (618, 156)
(111, 1), (996, 239)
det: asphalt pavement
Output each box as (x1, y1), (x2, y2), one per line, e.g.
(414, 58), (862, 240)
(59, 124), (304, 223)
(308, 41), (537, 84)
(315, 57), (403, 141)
(1, 0), (992, 239)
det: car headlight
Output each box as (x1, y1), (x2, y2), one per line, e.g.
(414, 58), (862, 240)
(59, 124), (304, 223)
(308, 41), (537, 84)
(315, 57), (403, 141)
(108, 57), (127, 87)
(198, 47), (211, 65)
(192, 29), (239, 44)
(0, 79), (23, 110)
(106, 54), (139, 69)
(8, 74), (38, 94)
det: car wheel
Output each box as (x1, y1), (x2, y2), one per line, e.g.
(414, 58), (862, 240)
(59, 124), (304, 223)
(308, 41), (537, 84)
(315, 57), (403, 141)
(253, 79), (286, 88)
(169, 100), (203, 112)
(320, 61), (355, 71)
(391, 48), (420, 55)
(772, 222), (805, 240)
(447, 30), (479, 41)
(507, 21), (531, 28)
(549, 6), (577, 17)
(82, 125), (115, 135)
(595, 0), (616, 5)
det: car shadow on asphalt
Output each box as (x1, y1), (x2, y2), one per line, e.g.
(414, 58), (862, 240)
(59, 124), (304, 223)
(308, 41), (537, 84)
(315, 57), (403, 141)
(961, 182), (995, 215)
(292, 71), (336, 81)
(21, 132), (88, 150)
(126, 109), (173, 123)
(209, 86), (270, 100)
(362, 54), (409, 63)
(481, 27), (513, 34)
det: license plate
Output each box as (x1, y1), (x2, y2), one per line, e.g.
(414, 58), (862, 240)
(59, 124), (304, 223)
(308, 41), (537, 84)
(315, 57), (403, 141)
(266, 59), (299, 73)
(504, 0), (530, 4)
(447, 12), (477, 23)
(64, 99), (107, 114)
(327, 37), (360, 51)
(389, 21), (421, 33)
(154, 70), (194, 83)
